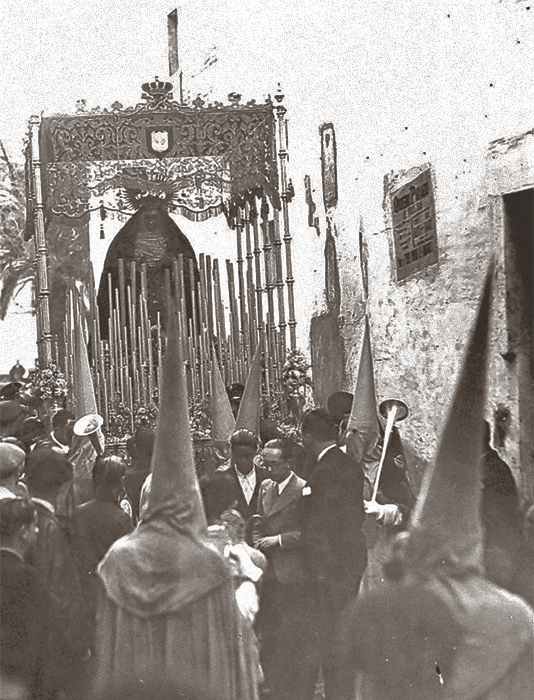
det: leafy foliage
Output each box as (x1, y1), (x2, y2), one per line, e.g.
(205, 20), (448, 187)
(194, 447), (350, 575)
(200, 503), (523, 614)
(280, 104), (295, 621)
(0, 147), (34, 319)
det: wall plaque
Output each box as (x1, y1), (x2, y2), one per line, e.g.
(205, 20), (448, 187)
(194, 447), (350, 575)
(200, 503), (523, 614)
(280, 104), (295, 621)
(390, 169), (438, 281)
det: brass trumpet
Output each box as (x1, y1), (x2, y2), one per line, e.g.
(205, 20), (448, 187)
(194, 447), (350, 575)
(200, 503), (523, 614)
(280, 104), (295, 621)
(73, 413), (105, 456)
(371, 398), (409, 502)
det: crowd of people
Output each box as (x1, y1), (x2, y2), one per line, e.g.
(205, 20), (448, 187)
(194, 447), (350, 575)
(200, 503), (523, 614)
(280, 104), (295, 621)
(0, 277), (533, 700)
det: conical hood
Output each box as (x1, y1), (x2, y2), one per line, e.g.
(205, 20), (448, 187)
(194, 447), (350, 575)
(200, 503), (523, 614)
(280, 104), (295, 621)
(346, 316), (382, 471)
(405, 263), (494, 573)
(235, 345), (262, 437)
(143, 305), (206, 537)
(211, 355), (235, 442)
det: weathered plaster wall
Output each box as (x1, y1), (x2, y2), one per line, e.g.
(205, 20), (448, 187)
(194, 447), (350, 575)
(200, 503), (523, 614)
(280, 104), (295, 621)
(315, 130), (534, 501)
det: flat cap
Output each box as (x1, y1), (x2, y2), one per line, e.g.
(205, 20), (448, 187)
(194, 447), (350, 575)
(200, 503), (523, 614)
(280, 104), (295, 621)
(0, 401), (25, 428)
(0, 443), (26, 478)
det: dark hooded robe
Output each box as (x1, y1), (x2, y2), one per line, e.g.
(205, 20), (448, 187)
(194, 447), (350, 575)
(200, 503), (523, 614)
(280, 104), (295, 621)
(93, 311), (251, 700)
(347, 266), (534, 700)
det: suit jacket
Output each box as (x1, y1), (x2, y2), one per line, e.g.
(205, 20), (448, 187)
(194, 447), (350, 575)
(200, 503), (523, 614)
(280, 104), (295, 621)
(27, 503), (90, 665)
(300, 445), (367, 605)
(254, 472), (307, 585)
(73, 498), (134, 630)
(217, 463), (269, 521)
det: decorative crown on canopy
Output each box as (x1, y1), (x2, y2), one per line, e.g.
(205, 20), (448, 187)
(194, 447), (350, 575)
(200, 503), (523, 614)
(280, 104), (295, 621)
(141, 77), (175, 109)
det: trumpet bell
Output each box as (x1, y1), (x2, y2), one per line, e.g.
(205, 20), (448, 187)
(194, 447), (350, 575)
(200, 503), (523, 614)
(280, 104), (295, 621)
(73, 413), (104, 436)
(379, 398), (409, 422)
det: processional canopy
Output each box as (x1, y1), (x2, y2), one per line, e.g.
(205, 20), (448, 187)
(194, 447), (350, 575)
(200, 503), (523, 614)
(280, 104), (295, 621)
(33, 77), (280, 230)
(26, 77), (297, 437)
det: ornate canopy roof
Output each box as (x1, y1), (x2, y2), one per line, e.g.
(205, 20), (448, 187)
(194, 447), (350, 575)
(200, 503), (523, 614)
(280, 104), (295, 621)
(36, 78), (281, 226)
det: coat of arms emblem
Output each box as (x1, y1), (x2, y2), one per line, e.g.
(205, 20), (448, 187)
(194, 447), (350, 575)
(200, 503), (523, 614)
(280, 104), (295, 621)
(146, 127), (173, 157)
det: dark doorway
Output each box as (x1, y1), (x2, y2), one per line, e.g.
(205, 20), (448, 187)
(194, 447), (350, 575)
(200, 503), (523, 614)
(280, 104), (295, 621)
(503, 188), (534, 497)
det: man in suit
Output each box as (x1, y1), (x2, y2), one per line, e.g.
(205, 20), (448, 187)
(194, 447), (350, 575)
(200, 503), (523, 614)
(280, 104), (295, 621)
(253, 438), (308, 700)
(218, 429), (268, 534)
(300, 407), (367, 700)
(124, 427), (155, 522)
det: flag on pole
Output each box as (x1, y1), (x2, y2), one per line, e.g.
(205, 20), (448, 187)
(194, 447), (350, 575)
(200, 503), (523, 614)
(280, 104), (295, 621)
(235, 346), (262, 438)
(168, 9), (179, 77)
(405, 263), (494, 573)
(69, 295), (104, 501)
(345, 316), (382, 484)
(211, 355), (235, 443)
(359, 216), (369, 302)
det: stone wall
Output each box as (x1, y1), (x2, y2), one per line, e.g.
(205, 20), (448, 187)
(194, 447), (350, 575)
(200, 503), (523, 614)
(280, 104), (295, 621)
(307, 128), (534, 504)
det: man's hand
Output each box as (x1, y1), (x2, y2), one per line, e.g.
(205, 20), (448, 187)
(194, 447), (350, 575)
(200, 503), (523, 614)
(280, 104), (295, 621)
(363, 500), (382, 516)
(364, 500), (403, 526)
(255, 536), (279, 551)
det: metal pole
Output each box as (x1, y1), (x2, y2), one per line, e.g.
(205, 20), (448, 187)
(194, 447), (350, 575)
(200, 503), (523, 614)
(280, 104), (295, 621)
(28, 116), (53, 367)
(272, 210), (287, 360)
(235, 206), (250, 361)
(274, 89), (297, 349)
(251, 200), (264, 337)
(244, 202), (257, 355)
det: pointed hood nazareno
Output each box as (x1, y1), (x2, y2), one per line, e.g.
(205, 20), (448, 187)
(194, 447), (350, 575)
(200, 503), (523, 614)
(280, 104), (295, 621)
(404, 262), (494, 574)
(235, 345), (262, 438)
(98, 305), (230, 617)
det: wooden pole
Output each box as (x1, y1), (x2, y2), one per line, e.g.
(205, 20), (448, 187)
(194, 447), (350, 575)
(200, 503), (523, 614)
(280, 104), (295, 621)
(156, 311), (163, 392)
(101, 340), (109, 427)
(66, 282), (76, 408)
(226, 260), (241, 381)
(140, 264), (154, 402)
(205, 255), (215, 347)
(197, 255), (210, 399)
(88, 263), (99, 372)
(175, 256), (189, 369)
(130, 261), (138, 395)
(127, 285), (138, 403)
(188, 260), (199, 343)
(127, 374), (134, 434)
(107, 274), (117, 400)
(261, 201), (277, 344)
(212, 259), (227, 379)
(118, 259), (127, 339)
(92, 317), (101, 415)
(114, 289), (125, 402)
(262, 323), (271, 400)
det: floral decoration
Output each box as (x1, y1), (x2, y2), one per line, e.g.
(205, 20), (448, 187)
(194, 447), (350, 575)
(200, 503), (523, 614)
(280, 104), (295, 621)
(26, 364), (67, 403)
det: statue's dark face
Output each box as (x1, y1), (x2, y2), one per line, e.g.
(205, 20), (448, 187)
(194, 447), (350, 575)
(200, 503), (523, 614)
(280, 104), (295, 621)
(97, 199), (199, 337)
(139, 204), (162, 232)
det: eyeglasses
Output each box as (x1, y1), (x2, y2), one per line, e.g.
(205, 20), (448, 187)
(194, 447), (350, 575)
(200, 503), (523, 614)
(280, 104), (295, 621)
(263, 460), (286, 470)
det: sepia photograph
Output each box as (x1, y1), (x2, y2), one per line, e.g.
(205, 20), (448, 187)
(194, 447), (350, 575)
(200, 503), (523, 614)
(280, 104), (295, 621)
(0, 1), (533, 699)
